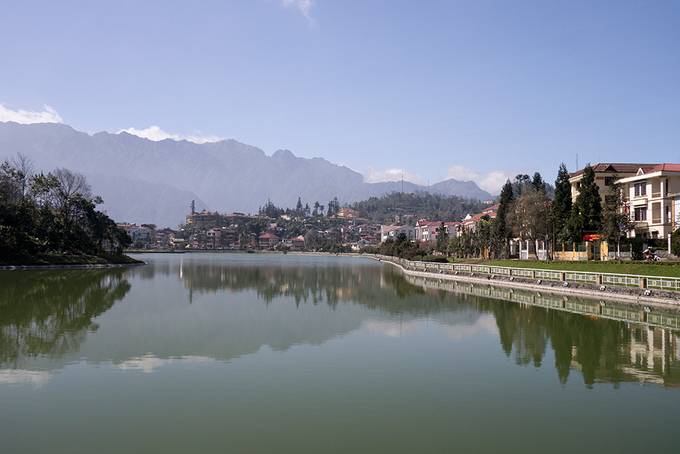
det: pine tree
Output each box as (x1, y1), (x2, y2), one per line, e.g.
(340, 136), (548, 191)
(567, 165), (602, 241)
(552, 163), (572, 242)
(295, 197), (303, 214)
(491, 180), (514, 258)
(436, 222), (448, 253)
(531, 172), (546, 193)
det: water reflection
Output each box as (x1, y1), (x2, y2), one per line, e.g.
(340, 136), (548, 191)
(0, 269), (130, 367)
(1, 254), (679, 388)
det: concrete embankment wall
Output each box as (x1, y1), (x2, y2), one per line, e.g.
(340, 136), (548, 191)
(371, 255), (680, 309)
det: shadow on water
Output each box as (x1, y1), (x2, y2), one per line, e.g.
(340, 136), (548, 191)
(1, 254), (680, 387)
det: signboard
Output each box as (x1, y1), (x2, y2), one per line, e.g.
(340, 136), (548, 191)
(582, 233), (603, 241)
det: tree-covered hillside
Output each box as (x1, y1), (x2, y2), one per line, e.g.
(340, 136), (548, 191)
(351, 192), (486, 224)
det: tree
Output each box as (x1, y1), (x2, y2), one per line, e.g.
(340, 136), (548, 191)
(312, 201), (320, 217)
(513, 174), (531, 196)
(11, 153), (34, 200)
(491, 180), (514, 258)
(566, 165), (602, 242)
(601, 179), (631, 244)
(552, 163), (572, 243)
(1, 161), (130, 260)
(531, 172), (546, 193)
(435, 222), (448, 254)
(295, 197), (303, 215)
(507, 187), (550, 255)
(326, 197), (340, 217)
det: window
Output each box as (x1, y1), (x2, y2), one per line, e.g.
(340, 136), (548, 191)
(634, 207), (647, 221)
(604, 176), (615, 186)
(634, 182), (647, 197)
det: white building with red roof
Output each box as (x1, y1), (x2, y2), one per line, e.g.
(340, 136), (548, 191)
(462, 204), (498, 233)
(415, 220), (462, 242)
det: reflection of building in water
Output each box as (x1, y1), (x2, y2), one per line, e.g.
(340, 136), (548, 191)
(627, 327), (679, 385)
(406, 273), (680, 388)
(569, 326), (680, 387)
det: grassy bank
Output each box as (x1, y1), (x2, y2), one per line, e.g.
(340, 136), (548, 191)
(449, 258), (680, 278)
(0, 253), (143, 267)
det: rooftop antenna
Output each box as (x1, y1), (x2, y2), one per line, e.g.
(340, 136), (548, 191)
(576, 153), (579, 171)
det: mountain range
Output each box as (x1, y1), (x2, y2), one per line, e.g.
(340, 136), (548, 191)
(0, 122), (493, 227)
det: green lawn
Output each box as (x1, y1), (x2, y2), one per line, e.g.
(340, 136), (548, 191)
(449, 258), (680, 278)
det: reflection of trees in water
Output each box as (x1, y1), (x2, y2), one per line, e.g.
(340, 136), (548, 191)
(481, 301), (630, 386)
(3, 259), (678, 387)
(0, 270), (130, 366)
(167, 260), (680, 386)
(178, 262), (377, 307)
(457, 295), (677, 388)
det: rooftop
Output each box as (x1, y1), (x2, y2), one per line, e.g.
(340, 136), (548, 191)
(569, 163), (656, 178)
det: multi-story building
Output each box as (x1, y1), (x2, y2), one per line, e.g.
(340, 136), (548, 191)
(569, 163), (655, 204)
(258, 232), (280, 249)
(415, 220), (462, 242)
(615, 164), (680, 239)
(379, 225), (415, 243)
(461, 204), (498, 232)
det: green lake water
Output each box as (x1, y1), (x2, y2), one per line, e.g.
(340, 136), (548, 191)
(1, 253), (679, 453)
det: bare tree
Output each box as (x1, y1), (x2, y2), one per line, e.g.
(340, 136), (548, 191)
(11, 153), (34, 199)
(53, 168), (92, 203)
(508, 187), (551, 256)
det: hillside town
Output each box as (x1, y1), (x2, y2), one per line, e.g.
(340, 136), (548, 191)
(118, 162), (680, 262)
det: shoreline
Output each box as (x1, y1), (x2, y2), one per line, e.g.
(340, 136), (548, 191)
(0, 254), (145, 271)
(374, 256), (680, 309)
(0, 262), (145, 271)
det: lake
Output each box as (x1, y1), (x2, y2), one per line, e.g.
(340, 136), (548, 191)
(1, 253), (679, 453)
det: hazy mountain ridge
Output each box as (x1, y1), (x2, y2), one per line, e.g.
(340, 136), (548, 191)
(0, 122), (492, 227)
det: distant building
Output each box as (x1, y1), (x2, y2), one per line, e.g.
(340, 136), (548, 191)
(336, 207), (360, 220)
(258, 232), (280, 249)
(462, 204), (498, 232)
(155, 228), (177, 249)
(117, 223), (155, 248)
(415, 220), (462, 242)
(380, 225), (415, 243)
(291, 235), (306, 251)
(185, 210), (222, 229)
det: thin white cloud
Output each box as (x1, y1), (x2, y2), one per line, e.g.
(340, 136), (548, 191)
(447, 165), (511, 194)
(116, 354), (214, 374)
(0, 103), (63, 124)
(0, 369), (52, 387)
(364, 167), (425, 185)
(118, 125), (223, 144)
(282, 0), (316, 22)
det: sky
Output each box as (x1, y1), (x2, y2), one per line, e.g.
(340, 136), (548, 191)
(1, 0), (679, 194)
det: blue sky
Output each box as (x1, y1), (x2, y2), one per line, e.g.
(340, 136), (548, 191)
(1, 0), (679, 193)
